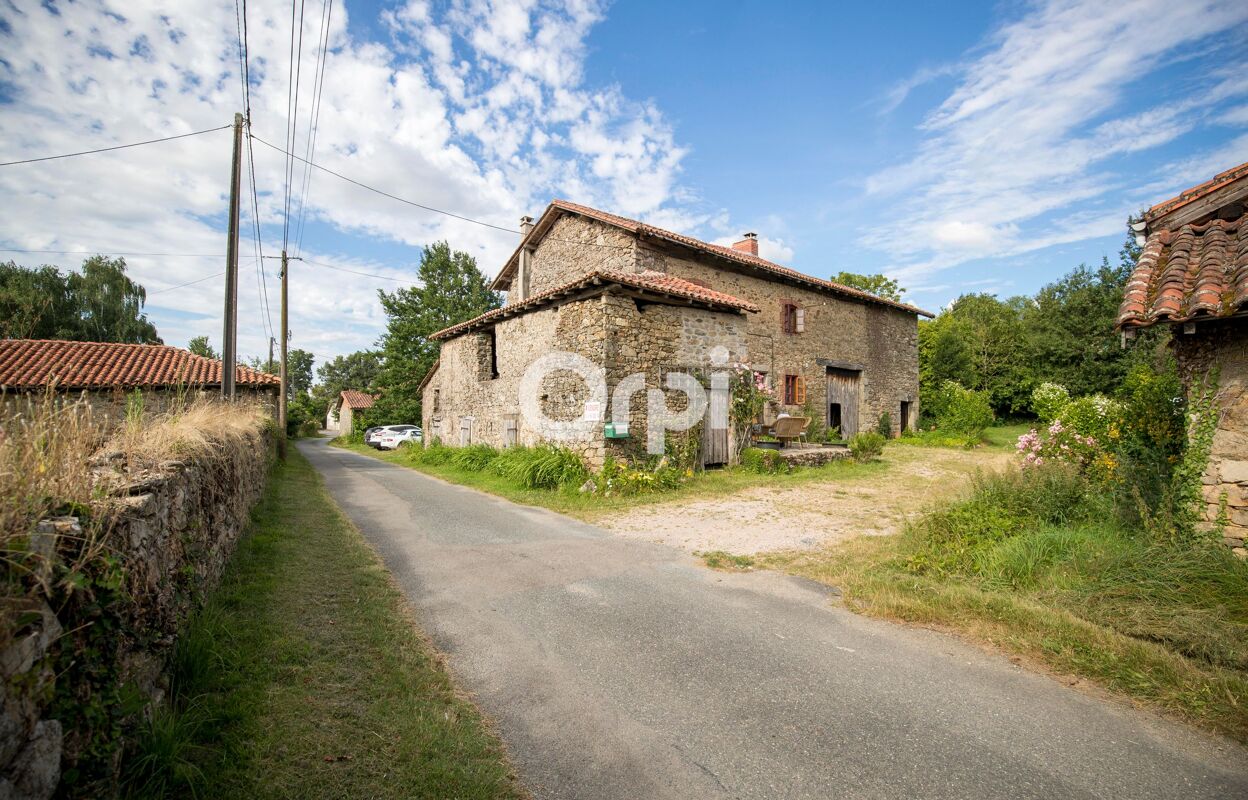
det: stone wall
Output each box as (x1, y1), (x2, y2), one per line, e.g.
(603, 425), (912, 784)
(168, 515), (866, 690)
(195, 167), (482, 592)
(423, 296), (609, 465)
(0, 428), (274, 798)
(1173, 320), (1248, 554)
(515, 214), (921, 437)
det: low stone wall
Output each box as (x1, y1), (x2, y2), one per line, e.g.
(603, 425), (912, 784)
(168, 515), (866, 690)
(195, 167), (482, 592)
(0, 429), (274, 798)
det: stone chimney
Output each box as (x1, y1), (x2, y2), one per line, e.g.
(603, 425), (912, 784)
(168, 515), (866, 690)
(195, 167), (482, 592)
(515, 216), (535, 303)
(732, 232), (759, 256)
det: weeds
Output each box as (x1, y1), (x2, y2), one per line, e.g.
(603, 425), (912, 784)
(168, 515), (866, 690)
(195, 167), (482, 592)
(699, 550), (756, 570)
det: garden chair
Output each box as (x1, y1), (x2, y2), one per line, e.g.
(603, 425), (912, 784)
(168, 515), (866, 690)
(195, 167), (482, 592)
(772, 416), (810, 447)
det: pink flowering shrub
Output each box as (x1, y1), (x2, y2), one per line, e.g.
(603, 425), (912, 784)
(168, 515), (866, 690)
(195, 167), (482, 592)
(1017, 418), (1117, 483)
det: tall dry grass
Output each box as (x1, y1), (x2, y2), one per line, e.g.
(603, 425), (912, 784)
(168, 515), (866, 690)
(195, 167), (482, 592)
(1, 391), (272, 645)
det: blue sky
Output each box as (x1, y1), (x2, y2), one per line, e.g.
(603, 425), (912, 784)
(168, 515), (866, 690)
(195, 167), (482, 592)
(2, 0), (1246, 369)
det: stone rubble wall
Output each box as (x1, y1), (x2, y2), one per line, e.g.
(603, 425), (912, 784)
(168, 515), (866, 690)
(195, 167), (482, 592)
(517, 213), (921, 437)
(0, 428), (273, 799)
(1175, 321), (1248, 554)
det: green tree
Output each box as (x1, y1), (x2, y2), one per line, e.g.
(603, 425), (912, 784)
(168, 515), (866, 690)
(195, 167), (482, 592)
(316, 350), (381, 397)
(832, 271), (905, 302)
(0, 262), (76, 339)
(0, 256), (160, 343)
(919, 293), (1032, 417)
(187, 335), (218, 359)
(288, 348), (315, 396)
(66, 256), (161, 343)
(372, 242), (500, 423)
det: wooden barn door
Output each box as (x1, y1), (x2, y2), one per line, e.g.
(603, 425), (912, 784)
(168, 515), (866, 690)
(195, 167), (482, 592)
(826, 368), (860, 438)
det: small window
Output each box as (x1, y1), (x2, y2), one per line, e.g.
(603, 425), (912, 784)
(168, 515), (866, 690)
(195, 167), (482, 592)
(433, 388), (440, 412)
(783, 374), (805, 405)
(781, 302), (805, 334)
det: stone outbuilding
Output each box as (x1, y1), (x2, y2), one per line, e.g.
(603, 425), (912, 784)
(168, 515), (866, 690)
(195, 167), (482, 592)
(1116, 160), (1248, 552)
(0, 338), (280, 417)
(329, 389), (377, 436)
(422, 200), (932, 467)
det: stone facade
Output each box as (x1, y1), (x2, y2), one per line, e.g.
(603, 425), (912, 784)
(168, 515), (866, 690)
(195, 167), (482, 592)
(1173, 320), (1248, 554)
(0, 429), (273, 798)
(428, 210), (921, 467)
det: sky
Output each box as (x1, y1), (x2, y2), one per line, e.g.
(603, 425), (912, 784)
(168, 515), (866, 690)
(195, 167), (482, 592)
(1, 0), (1246, 372)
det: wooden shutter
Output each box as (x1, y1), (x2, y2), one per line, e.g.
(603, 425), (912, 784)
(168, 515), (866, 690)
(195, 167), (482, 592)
(795, 376), (806, 404)
(795, 307), (805, 333)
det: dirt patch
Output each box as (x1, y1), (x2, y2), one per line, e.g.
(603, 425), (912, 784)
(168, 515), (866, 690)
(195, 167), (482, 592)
(601, 446), (1013, 554)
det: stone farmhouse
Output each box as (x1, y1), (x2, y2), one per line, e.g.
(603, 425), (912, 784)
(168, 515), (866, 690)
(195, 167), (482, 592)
(421, 200), (933, 467)
(1116, 160), (1248, 552)
(0, 339), (280, 417)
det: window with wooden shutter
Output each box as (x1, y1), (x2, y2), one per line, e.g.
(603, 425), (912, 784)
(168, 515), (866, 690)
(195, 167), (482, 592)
(781, 302), (804, 335)
(783, 374), (805, 405)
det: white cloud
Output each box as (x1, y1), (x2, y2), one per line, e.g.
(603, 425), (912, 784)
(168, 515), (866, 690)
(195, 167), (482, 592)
(861, 0), (1248, 283)
(0, 0), (757, 368)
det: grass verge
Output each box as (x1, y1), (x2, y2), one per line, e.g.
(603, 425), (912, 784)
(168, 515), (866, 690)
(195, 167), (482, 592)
(756, 466), (1248, 744)
(121, 447), (525, 799)
(332, 439), (889, 521)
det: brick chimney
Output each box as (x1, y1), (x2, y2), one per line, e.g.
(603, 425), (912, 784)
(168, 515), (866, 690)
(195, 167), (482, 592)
(732, 232), (759, 256)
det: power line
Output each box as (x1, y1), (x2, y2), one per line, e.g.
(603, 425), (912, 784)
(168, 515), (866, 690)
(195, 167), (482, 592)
(301, 257), (411, 282)
(0, 125), (231, 167)
(283, 0), (308, 253)
(294, 0), (333, 257)
(150, 270), (229, 294)
(0, 248), (226, 257)
(250, 133), (519, 234)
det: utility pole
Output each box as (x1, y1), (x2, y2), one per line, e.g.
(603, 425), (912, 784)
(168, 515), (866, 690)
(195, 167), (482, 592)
(279, 250), (289, 459)
(268, 336), (275, 372)
(221, 112), (243, 400)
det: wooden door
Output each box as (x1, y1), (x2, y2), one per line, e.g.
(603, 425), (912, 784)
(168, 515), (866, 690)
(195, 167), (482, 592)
(702, 385), (729, 466)
(826, 368), (860, 438)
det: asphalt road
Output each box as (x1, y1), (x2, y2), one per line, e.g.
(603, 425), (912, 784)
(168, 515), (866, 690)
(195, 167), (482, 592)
(298, 439), (1248, 800)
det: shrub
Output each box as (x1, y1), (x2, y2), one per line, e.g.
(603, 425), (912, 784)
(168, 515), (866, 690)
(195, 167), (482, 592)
(933, 381), (994, 437)
(595, 456), (688, 495)
(492, 444), (588, 490)
(411, 441), (453, 465)
(1031, 382), (1070, 422)
(876, 412), (892, 438)
(1057, 394), (1124, 443)
(740, 447), (789, 474)
(848, 431), (886, 462)
(450, 444), (500, 471)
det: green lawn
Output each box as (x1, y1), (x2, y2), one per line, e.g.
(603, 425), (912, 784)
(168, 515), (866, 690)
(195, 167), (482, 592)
(122, 447), (525, 799)
(895, 422), (1032, 451)
(332, 439), (889, 521)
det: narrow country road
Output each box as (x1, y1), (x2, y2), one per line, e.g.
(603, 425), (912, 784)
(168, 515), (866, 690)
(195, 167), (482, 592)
(297, 439), (1248, 800)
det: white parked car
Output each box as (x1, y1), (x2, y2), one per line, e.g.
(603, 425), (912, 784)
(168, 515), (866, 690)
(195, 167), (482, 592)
(376, 425), (422, 450)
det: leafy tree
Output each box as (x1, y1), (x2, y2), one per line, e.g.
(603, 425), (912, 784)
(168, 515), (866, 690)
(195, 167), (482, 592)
(187, 335), (218, 359)
(919, 293), (1032, 416)
(0, 262), (77, 339)
(67, 256), (161, 343)
(832, 271), (905, 302)
(288, 348), (315, 396)
(0, 256), (160, 343)
(371, 242), (500, 423)
(316, 350), (381, 397)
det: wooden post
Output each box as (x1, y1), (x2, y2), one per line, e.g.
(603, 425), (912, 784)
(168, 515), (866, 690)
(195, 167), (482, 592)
(222, 112), (243, 399)
(279, 249), (289, 459)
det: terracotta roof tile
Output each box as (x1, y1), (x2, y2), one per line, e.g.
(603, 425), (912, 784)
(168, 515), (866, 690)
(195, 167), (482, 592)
(0, 339), (280, 390)
(1116, 214), (1248, 329)
(1145, 160), (1248, 222)
(491, 199), (934, 318)
(431, 268), (759, 341)
(339, 389), (376, 409)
